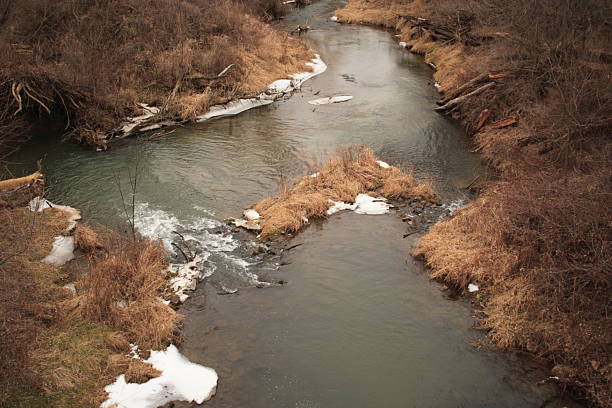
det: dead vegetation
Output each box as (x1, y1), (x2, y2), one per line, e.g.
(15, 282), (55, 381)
(0, 0), (313, 153)
(0, 175), (182, 406)
(252, 146), (438, 240)
(337, 1), (611, 405)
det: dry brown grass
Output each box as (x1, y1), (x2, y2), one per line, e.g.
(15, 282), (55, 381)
(0, 0), (314, 151)
(74, 237), (181, 350)
(0, 177), (183, 406)
(339, 1), (611, 405)
(74, 224), (105, 252)
(253, 146), (438, 239)
(124, 360), (162, 384)
(414, 170), (612, 405)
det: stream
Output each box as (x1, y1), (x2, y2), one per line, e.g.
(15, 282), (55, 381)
(8, 0), (578, 407)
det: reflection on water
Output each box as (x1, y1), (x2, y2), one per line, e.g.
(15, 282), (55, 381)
(5, 0), (574, 406)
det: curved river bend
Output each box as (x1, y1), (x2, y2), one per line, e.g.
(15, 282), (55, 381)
(10, 0), (575, 407)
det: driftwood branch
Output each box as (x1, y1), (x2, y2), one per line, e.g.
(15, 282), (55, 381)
(185, 64), (235, 81)
(434, 82), (495, 112)
(399, 15), (481, 46)
(481, 117), (517, 131)
(472, 108), (491, 133)
(437, 73), (488, 105)
(172, 230), (195, 260)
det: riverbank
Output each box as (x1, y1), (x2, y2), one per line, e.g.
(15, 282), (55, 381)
(335, 1), (611, 405)
(0, 174), (218, 407)
(0, 0), (313, 155)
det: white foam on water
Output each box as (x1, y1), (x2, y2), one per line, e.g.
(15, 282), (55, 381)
(135, 202), (181, 252)
(101, 345), (217, 408)
(135, 202), (256, 294)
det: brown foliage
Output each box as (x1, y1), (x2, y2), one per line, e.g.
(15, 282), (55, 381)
(0, 0), (312, 153)
(415, 168), (612, 405)
(253, 146), (438, 239)
(74, 224), (105, 252)
(339, 1), (611, 405)
(75, 237), (181, 350)
(0, 205), (71, 403)
(124, 360), (162, 384)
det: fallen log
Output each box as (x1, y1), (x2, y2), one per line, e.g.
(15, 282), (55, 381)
(437, 72), (489, 105)
(0, 171), (44, 207)
(472, 109), (491, 133)
(0, 171), (43, 191)
(481, 117), (517, 131)
(488, 71), (510, 80)
(434, 82), (495, 112)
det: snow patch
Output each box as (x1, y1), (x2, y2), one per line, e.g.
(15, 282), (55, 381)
(101, 345), (218, 408)
(308, 95), (353, 105)
(28, 197), (81, 232)
(63, 282), (76, 296)
(42, 236), (75, 266)
(326, 200), (357, 215)
(243, 209), (261, 221)
(197, 55), (327, 122)
(353, 194), (390, 215)
(376, 160), (390, 169)
(232, 218), (261, 231)
(121, 104), (160, 134)
(309, 172), (320, 178)
(111, 56), (327, 139)
(468, 283), (479, 293)
(197, 98), (274, 121)
(326, 194), (390, 216)
(331, 16), (339, 22)
(399, 41), (407, 48)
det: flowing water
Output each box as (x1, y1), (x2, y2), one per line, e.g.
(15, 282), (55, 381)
(8, 0), (577, 406)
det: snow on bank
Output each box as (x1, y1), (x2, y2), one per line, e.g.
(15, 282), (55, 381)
(121, 104), (160, 134)
(43, 236), (75, 265)
(102, 345), (218, 408)
(29, 196), (81, 233)
(468, 283), (479, 293)
(308, 95), (353, 105)
(197, 55), (327, 121)
(29, 197), (80, 266)
(111, 55), (326, 139)
(331, 16), (339, 22)
(327, 193), (391, 216)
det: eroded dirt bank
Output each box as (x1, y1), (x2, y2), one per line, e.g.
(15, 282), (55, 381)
(335, 0), (611, 405)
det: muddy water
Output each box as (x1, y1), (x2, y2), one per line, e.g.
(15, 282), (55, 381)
(8, 0), (574, 406)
